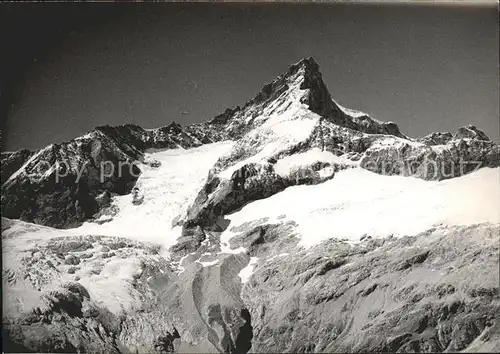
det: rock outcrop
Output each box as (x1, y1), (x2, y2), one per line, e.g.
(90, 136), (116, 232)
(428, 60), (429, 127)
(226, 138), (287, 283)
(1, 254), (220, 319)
(242, 223), (500, 353)
(1, 149), (36, 183)
(359, 134), (500, 180)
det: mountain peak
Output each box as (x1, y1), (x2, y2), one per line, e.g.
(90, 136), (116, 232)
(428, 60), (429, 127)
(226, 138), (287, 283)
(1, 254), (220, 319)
(250, 56), (329, 110)
(292, 57), (334, 117)
(206, 57), (410, 139)
(288, 56), (321, 74)
(208, 57), (334, 134)
(266, 56), (332, 117)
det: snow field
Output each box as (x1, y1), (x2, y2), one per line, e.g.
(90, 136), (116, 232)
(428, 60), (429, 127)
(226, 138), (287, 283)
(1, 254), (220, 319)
(75, 141), (234, 247)
(219, 167), (500, 249)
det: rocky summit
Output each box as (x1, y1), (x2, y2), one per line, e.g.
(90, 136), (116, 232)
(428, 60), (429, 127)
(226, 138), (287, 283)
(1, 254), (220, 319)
(2, 58), (500, 353)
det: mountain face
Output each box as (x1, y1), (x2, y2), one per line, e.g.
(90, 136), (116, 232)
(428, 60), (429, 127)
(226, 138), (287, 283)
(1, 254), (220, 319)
(2, 58), (500, 353)
(3, 57), (498, 230)
(179, 58), (498, 233)
(1, 122), (229, 228)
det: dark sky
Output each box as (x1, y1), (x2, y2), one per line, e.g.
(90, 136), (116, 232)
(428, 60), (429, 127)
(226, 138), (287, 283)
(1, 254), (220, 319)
(1, 2), (498, 151)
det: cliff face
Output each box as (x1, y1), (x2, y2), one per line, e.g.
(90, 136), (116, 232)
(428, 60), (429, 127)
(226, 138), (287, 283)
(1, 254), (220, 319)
(2, 58), (500, 353)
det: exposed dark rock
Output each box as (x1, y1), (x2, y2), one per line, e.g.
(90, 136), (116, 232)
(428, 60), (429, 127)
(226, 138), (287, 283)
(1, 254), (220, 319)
(3, 224), (499, 352)
(170, 225), (206, 257)
(47, 238), (93, 253)
(209, 107), (241, 125)
(453, 125), (490, 141)
(185, 163), (290, 228)
(63, 255), (80, 265)
(295, 57), (336, 118)
(360, 136), (500, 180)
(2, 229), (178, 353)
(418, 131), (454, 146)
(228, 222), (298, 257)
(1, 133), (142, 228)
(1, 149), (36, 183)
(67, 266), (78, 274)
(184, 156), (347, 231)
(153, 328), (180, 353)
(395, 250), (430, 271)
(95, 190), (111, 209)
(315, 259), (347, 276)
(4, 57), (499, 232)
(131, 188), (144, 205)
(234, 308), (253, 354)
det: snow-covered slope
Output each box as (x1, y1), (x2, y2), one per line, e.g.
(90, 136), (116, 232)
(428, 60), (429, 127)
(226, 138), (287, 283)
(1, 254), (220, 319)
(220, 167), (500, 250)
(2, 219), (156, 318)
(75, 141), (234, 246)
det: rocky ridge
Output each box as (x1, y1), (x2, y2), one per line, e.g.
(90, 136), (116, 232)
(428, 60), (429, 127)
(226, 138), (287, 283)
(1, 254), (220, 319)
(1, 149), (37, 184)
(1, 122), (229, 228)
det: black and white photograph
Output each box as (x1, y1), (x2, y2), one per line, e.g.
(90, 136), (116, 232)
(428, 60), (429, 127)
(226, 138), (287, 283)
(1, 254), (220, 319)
(1, 0), (499, 352)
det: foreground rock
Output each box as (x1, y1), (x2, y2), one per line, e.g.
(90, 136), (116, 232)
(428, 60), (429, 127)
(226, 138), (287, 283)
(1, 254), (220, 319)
(2, 218), (176, 353)
(240, 223), (500, 353)
(3, 217), (499, 353)
(1, 218), (251, 353)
